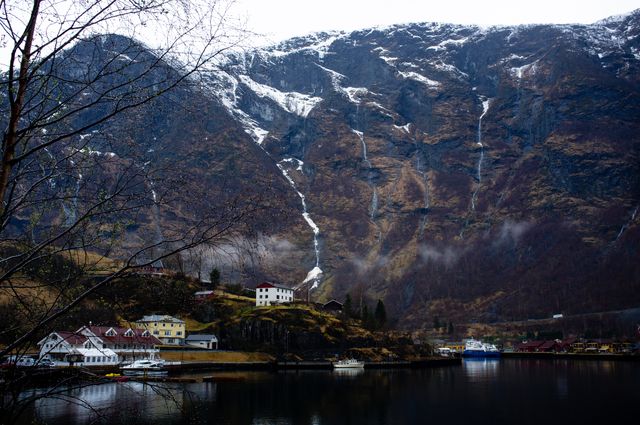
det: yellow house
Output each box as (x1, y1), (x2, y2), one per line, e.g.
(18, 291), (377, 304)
(135, 315), (185, 345)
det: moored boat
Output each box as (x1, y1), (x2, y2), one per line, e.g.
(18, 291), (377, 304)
(120, 359), (168, 375)
(333, 358), (365, 368)
(462, 339), (501, 358)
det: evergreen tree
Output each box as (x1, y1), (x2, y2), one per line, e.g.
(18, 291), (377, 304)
(344, 294), (354, 318)
(361, 303), (376, 330)
(209, 268), (221, 289)
(374, 299), (387, 329)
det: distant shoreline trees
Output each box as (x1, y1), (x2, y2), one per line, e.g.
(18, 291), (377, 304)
(343, 293), (387, 330)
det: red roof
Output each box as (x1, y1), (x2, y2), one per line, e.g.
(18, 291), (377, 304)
(256, 282), (292, 291)
(516, 340), (546, 351)
(539, 340), (558, 350)
(54, 331), (87, 345)
(85, 326), (162, 346)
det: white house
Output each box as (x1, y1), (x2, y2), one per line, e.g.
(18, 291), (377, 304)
(37, 331), (119, 366)
(185, 334), (218, 350)
(255, 282), (294, 306)
(37, 325), (162, 365)
(78, 325), (162, 362)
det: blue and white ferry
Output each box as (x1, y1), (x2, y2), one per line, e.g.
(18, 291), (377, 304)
(462, 339), (501, 358)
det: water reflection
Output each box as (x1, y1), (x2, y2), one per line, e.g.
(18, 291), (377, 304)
(463, 358), (500, 382)
(332, 367), (365, 377)
(19, 361), (640, 425)
(28, 381), (217, 424)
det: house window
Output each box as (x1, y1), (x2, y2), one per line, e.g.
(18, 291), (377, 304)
(276, 295), (279, 299)
(165, 331), (171, 336)
(153, 330), (159, 335)
(177, 331), (182, 336)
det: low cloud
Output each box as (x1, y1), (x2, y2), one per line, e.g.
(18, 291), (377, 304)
(178, 234), (298, 279)
(350, 254), (390, 275)
(495, 220), (533, 246)
(418, 244), (460, 268)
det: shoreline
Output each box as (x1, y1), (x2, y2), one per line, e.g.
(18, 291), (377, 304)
(501, 352), (640, 361)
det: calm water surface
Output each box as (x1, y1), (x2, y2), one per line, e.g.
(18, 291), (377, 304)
(20, 359), (640, 425)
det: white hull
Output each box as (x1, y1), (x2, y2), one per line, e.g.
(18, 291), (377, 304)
(333, 359), (364, 369)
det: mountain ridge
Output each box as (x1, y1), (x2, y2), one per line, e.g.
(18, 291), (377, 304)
(10, 10), (639, 331)
(200, 10), (640, 329)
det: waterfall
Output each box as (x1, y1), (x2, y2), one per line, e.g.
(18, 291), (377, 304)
(63, 159), (83, 226)
(277, 162), (323, 290)
(615, 205), (639, 241)
(471, 97), (491, 211)
(243, 121), (324, 290)
(353, 129), (378, 220)
(416, 154), (430, 237)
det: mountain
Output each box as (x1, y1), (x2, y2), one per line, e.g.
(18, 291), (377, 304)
(204, 10), (640, 329)
(14, 11), (640, 331)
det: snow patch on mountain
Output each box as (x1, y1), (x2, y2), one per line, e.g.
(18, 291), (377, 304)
(398, 71), (441, 88)
(430, 60), (469, 78)
(265, 32), (345, 59)
(282, 157), (304, 172)
(510, 60), (539, 80)
(344, 87), (369, 103)
(427, 36), (470, 51)
(394, 123), (412, 133)
(238, 75), (322, 118)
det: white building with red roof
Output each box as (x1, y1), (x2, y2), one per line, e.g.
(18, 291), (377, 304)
(37, 325), (162, 365)
(255, 282), (294, 306)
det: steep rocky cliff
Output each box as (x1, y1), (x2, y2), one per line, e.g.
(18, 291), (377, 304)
(204, 11), (640, 328)
(13, 11), (640, 330)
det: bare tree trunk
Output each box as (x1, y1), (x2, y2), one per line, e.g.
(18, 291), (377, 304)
(0, 0), (40, 216)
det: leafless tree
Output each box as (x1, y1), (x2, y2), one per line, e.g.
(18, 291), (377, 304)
(0, 1), (268, 423)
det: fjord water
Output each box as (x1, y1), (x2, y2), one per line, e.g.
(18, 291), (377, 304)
(22, 359), (640, 425)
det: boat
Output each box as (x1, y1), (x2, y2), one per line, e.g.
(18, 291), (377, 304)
(120, 359), (168, 376)
(462, 339), (501, 358)
(436, 347), (453, 357)
(333, 358), (365, 369)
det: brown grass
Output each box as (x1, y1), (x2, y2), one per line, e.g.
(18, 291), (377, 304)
(160, 351), (273, 362)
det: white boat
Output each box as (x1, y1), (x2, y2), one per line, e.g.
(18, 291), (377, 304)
(436, 347), (454, 357)
(120, 359), (168, 375)
(462, 339), (501, 358)
(333, 358), (365, 369)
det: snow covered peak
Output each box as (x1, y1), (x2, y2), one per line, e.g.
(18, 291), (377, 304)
(263, 31), (346, 58)
(595, 8), (640, 26)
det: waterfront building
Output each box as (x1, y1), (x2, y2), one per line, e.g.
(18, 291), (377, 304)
(134, 315), (186, 345)
(185, 334), (219, 350)
(37, 325), (161, 365)
(78, 325), (162, 362)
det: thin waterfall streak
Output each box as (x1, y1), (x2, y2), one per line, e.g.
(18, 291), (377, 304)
(277, 163), (323, 289)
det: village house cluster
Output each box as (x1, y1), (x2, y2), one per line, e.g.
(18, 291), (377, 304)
(36, 315), (218, 367)
(29, 281), (310, 367)
(513, 338), (636, 354)
(436, 338), (637, 355)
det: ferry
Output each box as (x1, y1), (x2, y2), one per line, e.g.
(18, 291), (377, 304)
(462, 339), (501, 358)
(333, 358), (365, 369)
